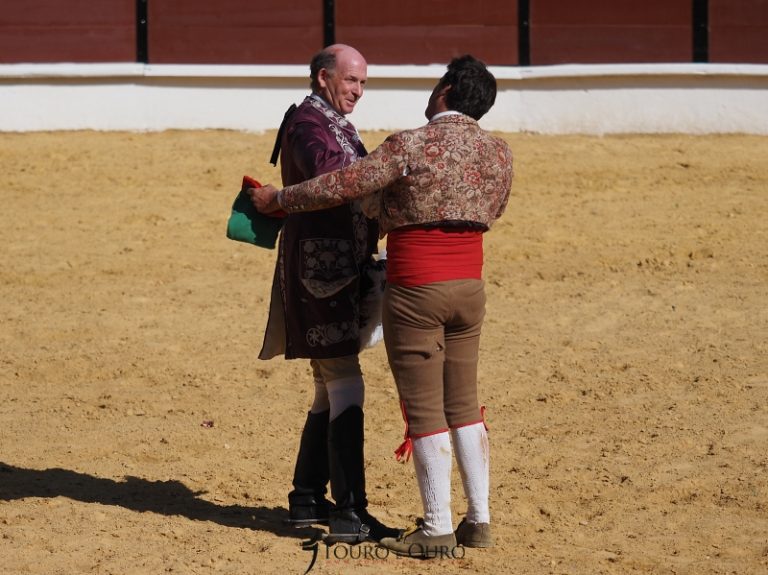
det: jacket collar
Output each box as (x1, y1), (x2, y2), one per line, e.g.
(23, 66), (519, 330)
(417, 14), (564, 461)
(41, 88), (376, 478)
(428, 113), (478, 127)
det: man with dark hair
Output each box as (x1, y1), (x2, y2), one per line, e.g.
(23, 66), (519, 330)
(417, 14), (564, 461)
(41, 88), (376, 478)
(251, 54), (514, 558)
(440, 54), (498, 120)
(260, 43), (396, 544)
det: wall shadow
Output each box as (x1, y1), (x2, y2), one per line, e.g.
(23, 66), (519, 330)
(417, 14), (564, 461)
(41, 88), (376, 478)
(0, 462), (318, 540)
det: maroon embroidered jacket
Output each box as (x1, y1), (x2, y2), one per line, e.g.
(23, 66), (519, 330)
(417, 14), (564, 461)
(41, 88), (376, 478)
(259, 95), (379, 360)
(279, 114), (513, 236)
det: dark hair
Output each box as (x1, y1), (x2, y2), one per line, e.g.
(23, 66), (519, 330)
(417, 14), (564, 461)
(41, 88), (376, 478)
(309, 49), (337, 92)
(439, 55), (497, 120)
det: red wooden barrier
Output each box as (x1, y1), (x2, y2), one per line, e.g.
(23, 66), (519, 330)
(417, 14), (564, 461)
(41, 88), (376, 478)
(335, 0), (518, 65)
(148, 0), (323, 64)
(710, 0), (768, 63)
(0, 0), (134, 63)
(1, 1), (766, 66)
(530, 0), (692, 64)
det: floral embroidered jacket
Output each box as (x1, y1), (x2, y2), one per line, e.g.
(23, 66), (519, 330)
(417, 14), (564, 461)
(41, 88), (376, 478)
(259, 96), (379, 361)
(279, 114), (513, 236)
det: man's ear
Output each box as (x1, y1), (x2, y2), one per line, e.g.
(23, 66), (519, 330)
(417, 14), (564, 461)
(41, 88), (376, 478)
(317, 68), (330, 89)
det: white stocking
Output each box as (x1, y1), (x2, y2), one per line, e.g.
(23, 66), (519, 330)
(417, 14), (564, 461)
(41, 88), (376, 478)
(412, 431), (454, 536)
(451, 422), (490, 523)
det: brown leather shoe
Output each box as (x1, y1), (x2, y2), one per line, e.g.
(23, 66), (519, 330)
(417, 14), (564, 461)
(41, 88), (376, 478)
(378, 522), (458, 559)
(455, 518), (493, 548)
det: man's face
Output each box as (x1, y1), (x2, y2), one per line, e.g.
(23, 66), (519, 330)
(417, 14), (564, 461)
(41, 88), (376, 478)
(318, 51), (367, 116)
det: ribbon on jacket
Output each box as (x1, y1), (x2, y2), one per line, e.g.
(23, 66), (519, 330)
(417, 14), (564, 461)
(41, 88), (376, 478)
(269, 103), (298, 166)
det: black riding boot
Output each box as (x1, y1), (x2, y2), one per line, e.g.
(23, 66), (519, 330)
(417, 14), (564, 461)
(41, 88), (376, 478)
(324, 406), (400, 544)
(287, 410), (331, 526)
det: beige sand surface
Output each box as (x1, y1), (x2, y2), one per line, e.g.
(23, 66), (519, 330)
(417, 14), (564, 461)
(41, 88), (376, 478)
(1, 129), (767, 575)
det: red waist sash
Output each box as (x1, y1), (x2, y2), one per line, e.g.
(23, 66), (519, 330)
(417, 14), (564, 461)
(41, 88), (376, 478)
(386, 226), (483, 287)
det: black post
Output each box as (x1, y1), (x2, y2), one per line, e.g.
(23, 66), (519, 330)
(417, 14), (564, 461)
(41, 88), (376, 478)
(518, 0), (530, 66)
(692, 0), (708, 63)
(323, 0), (335, 47)
(136, 0), (149, 63)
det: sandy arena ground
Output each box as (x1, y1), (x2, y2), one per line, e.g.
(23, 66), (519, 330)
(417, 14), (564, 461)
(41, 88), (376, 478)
(1, 129), (767, 575)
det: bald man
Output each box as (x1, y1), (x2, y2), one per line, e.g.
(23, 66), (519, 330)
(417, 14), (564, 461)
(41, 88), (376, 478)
(257, 45), (397, 544)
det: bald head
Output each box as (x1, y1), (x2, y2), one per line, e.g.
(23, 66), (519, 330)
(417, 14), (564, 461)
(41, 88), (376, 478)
(325, 44), (366, 63)
(310, 44), (368, 116)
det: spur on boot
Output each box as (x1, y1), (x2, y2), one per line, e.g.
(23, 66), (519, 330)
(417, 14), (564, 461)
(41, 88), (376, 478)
(357, 508), (400, 542)
(455, 518), (493, 548)
(378, 521), (457, 559)
(324, 504), (399, 544)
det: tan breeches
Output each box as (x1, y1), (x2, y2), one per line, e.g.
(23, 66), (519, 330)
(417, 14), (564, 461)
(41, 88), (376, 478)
(382, 279), (486, 436)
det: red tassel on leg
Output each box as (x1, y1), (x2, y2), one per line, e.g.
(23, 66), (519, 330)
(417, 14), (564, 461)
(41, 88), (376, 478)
(394, 436), (413, 462)
(394, 399), (413, 462)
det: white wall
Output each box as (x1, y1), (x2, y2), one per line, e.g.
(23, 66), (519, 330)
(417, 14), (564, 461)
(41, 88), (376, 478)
(1, 63), (767, 134)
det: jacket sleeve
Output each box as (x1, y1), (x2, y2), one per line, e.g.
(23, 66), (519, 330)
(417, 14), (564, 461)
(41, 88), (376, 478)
(279, 133), (407, 213)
